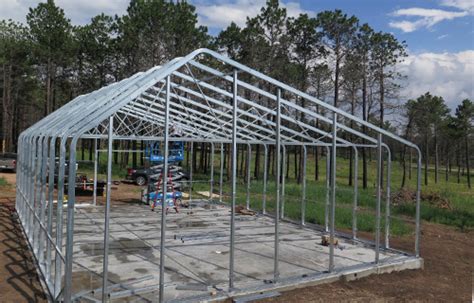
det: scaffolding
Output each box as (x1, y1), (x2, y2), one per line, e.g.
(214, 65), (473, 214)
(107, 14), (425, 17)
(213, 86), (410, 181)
(16, 48), (422, 302)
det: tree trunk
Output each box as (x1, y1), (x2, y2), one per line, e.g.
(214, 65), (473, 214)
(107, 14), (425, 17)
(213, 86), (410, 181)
(1, 63), (14, 152)
(254, 144), (260, 179)
(465, 136), (471, 189)
(424, 135), (429, 186)
(401, 145), (407, 188)
(362, 75), (368, 189)
(445, 149), (449, 182)
(314, 146), (319, 181)
(457, 144), (461, 184)
(132, 141), (137, 168)
(434, 129), (439, 183)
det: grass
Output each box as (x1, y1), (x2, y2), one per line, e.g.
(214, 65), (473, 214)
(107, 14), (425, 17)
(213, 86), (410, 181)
(0, 177), (7, 186)
(75, 147), (474, 234)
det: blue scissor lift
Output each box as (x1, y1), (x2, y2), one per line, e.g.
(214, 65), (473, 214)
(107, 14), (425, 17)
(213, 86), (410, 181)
(143, 141), (185, 212)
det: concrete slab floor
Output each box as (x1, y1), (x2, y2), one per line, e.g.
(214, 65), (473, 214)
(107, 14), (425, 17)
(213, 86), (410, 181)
(64, 200), (421, 302)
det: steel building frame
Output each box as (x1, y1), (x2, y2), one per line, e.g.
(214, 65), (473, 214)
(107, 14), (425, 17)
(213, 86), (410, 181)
(16, 48), (422, 302)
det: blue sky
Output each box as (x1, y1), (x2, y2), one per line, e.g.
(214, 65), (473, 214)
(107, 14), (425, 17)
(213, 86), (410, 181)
(1, 0), (472, 109)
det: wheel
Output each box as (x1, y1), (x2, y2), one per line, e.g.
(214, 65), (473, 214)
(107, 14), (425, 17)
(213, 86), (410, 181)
(135, 175), (147, 186)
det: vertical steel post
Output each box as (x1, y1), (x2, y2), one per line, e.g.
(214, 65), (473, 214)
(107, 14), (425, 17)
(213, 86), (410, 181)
(301, 145), (307, 225)
(46, 137), (56, 282)
(189, 142), (193, 201)
(229, 69), (238, 289)
(93, 138), (98, 206)
(102, 116), (114, 302)
(274, 88), (282, 281)
(325, 146), (330, 232)
(329, 113), (337, 272)
(210, 143), (215, 201)
(64, 137), (80, 302)
(280, 145), (286, 219)
(384, 146), (392, 248)
(32, 137), (41, 249)
(262, 144), (268, 214)
(159, 75), (171, 303)
(375, 134), (382, 264)
(38, 137), (49, 266)
(352, 147), (358, 240)
(246, 143), (251, 209)
(219, 143), (224, 203)
(54, 138), (67, 298)
(415, 148), (422, 257)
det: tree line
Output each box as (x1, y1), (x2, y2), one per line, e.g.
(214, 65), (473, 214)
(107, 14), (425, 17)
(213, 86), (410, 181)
(0, 0), (472, 189)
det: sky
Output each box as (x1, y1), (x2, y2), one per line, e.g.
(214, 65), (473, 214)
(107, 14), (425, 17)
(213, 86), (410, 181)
(1, 0), (473, 110)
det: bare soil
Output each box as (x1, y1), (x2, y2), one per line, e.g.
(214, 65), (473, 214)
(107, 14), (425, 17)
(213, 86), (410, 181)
(0, 172), (472, 302)
(0, 172), (47, 302)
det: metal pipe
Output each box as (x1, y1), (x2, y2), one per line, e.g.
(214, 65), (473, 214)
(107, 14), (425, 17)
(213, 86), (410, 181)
(329, 113), (337, 272)
(159, 75), (171, 303)
(246, 143), (251, 209)
(274, 88), (281, 281)
(280, 145), (286, 219)
(325, 146), (330, 232)
(301, 145), (307, 225)
(384, 145), (392, 248)
(262, 144), (268, 214)
(64, 137), (81, 301)
(229, 69), (238, 290)
(375, 133), (382, 264)
(219, 143), (224, 203)
(415, 147), (422, 257)
(102, 116), (114, 302)
(352, 146), (358, 240)
(210, 143), (215, 201)
(93, 138), (98, 206)
(189, 142), (193, 201)
(45, 137), (56, 282)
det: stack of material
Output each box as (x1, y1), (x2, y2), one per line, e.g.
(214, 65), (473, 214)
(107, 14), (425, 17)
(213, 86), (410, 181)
(234, 205), (256, 216)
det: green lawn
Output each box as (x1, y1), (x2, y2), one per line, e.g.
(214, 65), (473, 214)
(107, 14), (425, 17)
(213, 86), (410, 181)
(75, 147), (474, 234)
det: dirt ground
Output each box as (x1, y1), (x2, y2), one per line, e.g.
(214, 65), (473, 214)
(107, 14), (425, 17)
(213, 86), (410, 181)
(0, 172), (472, 302)
(0, 172), (47, 302)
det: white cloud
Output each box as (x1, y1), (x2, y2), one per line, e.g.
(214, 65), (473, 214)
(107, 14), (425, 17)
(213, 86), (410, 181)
(440, 0), (474, 13)
(398, 50), (474, 109)
(195, 0), (313, 29)
(389, 7), (468, 32)
(437, 34), (449, 39)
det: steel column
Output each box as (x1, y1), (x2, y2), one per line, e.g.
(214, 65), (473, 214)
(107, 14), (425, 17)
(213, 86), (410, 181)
(415, 147), (422, 257)
(189, 142), (193, 201)
(219, 143), (224, 203)
(93, 138), (98, 206)
(274, 88), (282, 281)
(159, 75), (171, 303)
(280, 145), (286, 219)
(301, 145), (307, 225)
(384, 145), (392, 248)
(325, 146), (330, 232)
(352, 147), (358, 239)
(246, 143), (251, 209)
(102, 116), (114, 302)
(229, 69), (238, 289)
(64, 138), (80, 301)
(210, 143), (215, 201)
(262, 144), (268, 214)
(375, 134), (382, 264)
(329, 113), (337, 272)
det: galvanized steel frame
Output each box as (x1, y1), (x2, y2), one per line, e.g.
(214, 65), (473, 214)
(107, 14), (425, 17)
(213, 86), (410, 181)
(16, 48), (422, 302)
